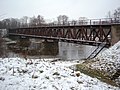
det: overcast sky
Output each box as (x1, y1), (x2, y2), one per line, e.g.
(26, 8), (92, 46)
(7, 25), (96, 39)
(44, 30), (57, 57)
(0, 0), (120, 20)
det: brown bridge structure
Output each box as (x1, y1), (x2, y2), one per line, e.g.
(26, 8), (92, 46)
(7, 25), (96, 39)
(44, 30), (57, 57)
(8, 18), (120, 59)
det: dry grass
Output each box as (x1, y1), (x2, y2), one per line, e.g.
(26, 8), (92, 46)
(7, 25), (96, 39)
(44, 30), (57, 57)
(76, 63), (118, 87)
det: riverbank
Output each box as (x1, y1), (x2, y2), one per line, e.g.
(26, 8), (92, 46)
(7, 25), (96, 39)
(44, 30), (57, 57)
(76, 41), (120, 87)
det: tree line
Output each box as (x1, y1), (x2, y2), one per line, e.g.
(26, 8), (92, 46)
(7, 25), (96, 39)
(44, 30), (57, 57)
(0, 14), (89, 29)
(107, 7), (120, 22)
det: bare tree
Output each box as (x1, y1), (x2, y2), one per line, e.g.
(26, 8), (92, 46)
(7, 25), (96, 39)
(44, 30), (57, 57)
(57, 15), (68, 25)
(107, 7), (120, 23)
(2, 19), (11, 28)
(113, 7), (120, 22)
(107, 11), (112, 18)
(29, 16), (37, 26)
(20, 16), (29, 27)
(71, 20), (77, 25)
(10, 18), (20, 28)
(29, 15), (45, 27)
(37, 15), (45, 26)
(79, 17), (88, 25)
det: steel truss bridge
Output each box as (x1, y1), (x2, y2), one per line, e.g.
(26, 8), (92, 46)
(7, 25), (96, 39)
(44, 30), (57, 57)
(8, 18), (120, 59)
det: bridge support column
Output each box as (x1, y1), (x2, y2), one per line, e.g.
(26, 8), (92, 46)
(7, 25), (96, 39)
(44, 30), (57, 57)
(58, 42), (97, 60)
(111, 25), (120, 45)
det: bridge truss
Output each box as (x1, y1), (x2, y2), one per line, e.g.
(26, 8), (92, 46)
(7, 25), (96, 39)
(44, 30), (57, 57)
(9, 24), (111, 47)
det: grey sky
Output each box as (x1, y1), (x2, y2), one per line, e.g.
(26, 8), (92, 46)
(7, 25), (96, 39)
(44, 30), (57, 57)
(0, 0), (120, 20)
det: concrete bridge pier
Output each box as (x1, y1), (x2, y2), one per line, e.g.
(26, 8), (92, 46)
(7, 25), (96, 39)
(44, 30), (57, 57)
(58, 42), (97, 60)
(111, 25), (120, 45)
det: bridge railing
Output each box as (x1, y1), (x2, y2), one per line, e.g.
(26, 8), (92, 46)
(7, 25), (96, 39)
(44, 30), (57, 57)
(48, 18), (120, 26)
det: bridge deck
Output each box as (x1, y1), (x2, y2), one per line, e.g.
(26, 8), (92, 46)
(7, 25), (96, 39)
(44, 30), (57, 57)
(9, 33), (109, 47)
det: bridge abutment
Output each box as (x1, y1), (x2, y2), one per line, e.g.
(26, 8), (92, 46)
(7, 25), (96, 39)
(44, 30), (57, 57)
(111, 25), (120, 45)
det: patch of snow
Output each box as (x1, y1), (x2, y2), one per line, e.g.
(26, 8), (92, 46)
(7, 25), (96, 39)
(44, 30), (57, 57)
(0, 58), (119, 90)
(93, 41), (120, 72)
(90, 41), (120, 86)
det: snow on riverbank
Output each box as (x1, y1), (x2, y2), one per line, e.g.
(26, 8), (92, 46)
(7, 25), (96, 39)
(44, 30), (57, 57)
(94, 41), (120, 71)
(0, 58), (119, 90)
(90, 41), (120, 86)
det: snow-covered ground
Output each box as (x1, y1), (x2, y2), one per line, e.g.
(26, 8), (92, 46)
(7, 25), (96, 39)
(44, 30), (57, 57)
(93, 41), (120, 72)
(90, 41), (120, 86)
(0, 58), (119, 90)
